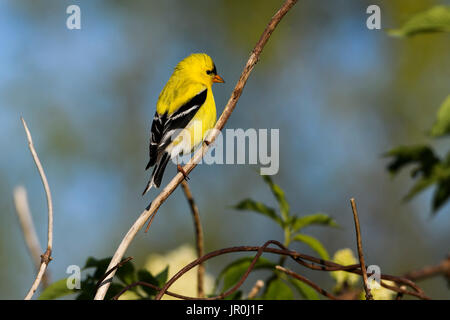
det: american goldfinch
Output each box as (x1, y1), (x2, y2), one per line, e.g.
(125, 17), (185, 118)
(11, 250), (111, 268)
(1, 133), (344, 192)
(142, 53), (224, 195)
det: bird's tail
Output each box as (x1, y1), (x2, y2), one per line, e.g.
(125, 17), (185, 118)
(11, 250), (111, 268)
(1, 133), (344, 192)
(142, 152), (171, 195)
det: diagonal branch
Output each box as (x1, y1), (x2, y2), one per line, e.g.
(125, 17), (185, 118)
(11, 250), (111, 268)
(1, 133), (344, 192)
(404, 255), (450, 282)
(94, 0), (299, 300)
(246, 280), (264, 299)
(111, 238), (431, 300)
(153, 240), (429, 300)
(350, 198), (372, 300)
(155, 240), (277, 300)
(21, 117), (54, 300)
(113, 281), (197, 300)
(180, 180), (205, 298)
(13, 186), (50, 288)
(96, 257), (133, 289)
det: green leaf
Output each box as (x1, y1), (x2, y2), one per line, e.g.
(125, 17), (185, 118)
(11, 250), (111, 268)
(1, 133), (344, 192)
(430, 95), (450, 138)
(83, 257), (112, 279)
(155, 266), (169, 287)
(233, 198), (283, 226)
(432, 180), (450, 213)
(292, 234), (329, 260)
(401, 163), (450, 213)
(83, 256), (135, 285)
(74, 277), (96, 300)
(388, 6), (450, 37)
(288, 278), (320, 300)
(225, 290), (243, 300)
(105, 283), (126, 300)
(384, 145), (439, 177)
(386, 146), (450, 215)
(291, 213), (338, 232)
(83, 256), (111, 269)
(216, 257), (276, 292)
(404, 175), (439, 200)
(116, 260), (136, 285)
(137, 270), (159, 297)
(263, 278), (293, 300)
(444, 151), (450, 165)
(38, 278), (76, 300)
(262, 175), (290, 221)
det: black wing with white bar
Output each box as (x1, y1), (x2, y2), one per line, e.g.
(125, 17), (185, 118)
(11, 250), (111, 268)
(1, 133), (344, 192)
(146, 88), (207, 170)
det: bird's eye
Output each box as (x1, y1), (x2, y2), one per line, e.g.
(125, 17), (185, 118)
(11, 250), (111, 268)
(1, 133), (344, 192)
(206, 70), (212, 75)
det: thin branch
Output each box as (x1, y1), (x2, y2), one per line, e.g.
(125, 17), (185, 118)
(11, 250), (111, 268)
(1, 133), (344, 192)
(276, 265), (339, 300)
(96, 257), (133, 289)
(246, 280), (264, 299)
(155, 240), (278, 300)
(21, 117), (54, 300)
(114, 240), (430, 300)
(151, 240), (428, 300)
(180, 180), (205, 298)
(113, 281), (197, 300)
(94, 0), (299, 300)
(378, 281), (422, 299)
(115, 241), (275, 301)
(350, 198), (372, 300)
(13, 186), (50, 288)
(404, 255), (450, 281)
(292, 255), (427, 298)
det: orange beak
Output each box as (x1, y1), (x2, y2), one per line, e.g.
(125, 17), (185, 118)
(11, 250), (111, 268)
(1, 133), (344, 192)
(213, 74), (225, 83)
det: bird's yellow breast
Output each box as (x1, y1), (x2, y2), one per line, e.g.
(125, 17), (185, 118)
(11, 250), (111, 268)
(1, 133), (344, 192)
(168, 87), (216, 154)
(156, 78), (207, 115)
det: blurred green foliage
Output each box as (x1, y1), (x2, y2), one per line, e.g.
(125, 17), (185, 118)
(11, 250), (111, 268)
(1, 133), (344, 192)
(386, 142), (450, 214)
(41, 175), (341, 300)
(233, 175), (337, 259)
(39, 176), (342, 300)
(385, 6), (450, 215)
(214, 174), (338, 300)
(38, 257), (169, 300)
(431, 95), (450, 138)
(389, 5), (450, 37)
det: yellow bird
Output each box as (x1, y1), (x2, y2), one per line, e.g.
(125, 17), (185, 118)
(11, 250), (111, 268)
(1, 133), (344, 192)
(143, 53), (224, 195)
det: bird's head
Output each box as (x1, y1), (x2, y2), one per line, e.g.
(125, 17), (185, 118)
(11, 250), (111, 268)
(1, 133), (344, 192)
(175, 53), (225, 87)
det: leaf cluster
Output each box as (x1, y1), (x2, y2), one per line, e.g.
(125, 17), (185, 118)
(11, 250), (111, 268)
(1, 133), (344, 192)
(217, 175), (338, 300)
(386, 7), (450, 214)
(38, 257), (168, 300)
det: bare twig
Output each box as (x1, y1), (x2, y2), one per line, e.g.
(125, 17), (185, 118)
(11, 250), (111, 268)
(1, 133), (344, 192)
(94, 0), (299, 300)
(21, 118), (54, 300)
(276, 265), (339, 300)
(13, 186), (50, 288)
(379, 280), (429, 300)
(155, 240), (278, 300)
(113, 241), (430, 300)
(113, 281), (197, 300)
(350, 198), (372, 300)
(180, 180), (205, 298)
(115, 241), (274, 301)
(247, 280), (264, 299)
(404, 255), (450, 281)
(96, 257), (133, 289)
(150, 240), (428, 300)
(114, 239), (431, 300)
